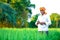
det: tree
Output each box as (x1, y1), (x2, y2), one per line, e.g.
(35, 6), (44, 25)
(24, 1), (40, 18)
(0, 2), (17, 27)
(28, 14), (39, 28)
(0, 0), (35, 28)
(10, 0), (35, 27)
(50, 13), (60, 28)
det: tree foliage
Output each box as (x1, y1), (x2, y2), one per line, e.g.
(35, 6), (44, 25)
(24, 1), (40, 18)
(28, 14), (39, 28)
(0, 2), (17, 27)
(50, 13), (60, 28)
(0, 0), (35, 28)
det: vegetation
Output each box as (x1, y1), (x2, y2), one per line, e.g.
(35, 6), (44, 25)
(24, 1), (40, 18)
(0, 0), (35, 28)
(50, 13), (60, 28)
(0, 28), (60, 40)
(0, 0), (60, 28)
(28, 14), (39, 28)
(29, 13), (60, 28)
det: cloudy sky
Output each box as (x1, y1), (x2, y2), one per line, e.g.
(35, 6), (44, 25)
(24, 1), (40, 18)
(30, 0), (60, 16)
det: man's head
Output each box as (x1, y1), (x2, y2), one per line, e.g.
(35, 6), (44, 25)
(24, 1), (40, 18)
(39, 7), (46, 15)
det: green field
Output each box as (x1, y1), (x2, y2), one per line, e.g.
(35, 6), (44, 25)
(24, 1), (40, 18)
(0, 28), (60, 40)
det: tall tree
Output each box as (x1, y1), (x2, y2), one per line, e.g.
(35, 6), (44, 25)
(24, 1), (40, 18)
(0, 2), (17, 27)
(0, 0), (35, 28)
(10, 0), (35, 27)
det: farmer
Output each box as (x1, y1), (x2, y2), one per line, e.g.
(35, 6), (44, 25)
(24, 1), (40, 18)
(35, 7), (51, 35)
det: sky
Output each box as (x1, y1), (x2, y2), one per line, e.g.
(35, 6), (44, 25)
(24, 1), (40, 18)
(30, 0), (60, 16)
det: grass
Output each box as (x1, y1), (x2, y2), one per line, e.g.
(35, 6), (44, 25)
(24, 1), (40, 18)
(0, 28), (60, 40)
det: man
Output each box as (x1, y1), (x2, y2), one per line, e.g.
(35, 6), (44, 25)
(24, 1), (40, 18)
(35, 7), (51, 35)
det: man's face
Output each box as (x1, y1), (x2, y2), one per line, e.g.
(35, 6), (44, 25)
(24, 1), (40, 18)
(40, 10), (45, 15)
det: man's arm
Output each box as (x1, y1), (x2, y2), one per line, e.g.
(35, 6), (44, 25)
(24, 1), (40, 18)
(45, 16), (51, 26)
(40, 22), (46, 25)
(37, 21), (46, 25)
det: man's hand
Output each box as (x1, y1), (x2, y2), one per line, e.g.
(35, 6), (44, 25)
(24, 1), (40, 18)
(36, 21), (46, 26)
(37, 21), (40, 24)
(40, 22), (46, 25)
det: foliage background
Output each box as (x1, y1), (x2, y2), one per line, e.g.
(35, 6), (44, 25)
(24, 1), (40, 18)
(0, 0), (60, 28)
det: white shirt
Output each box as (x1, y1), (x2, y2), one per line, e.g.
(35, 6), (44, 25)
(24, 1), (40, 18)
(35, 14), (51, 31)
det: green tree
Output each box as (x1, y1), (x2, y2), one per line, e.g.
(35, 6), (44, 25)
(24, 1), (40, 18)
(29, 14), (39, 28)
(0, 0), (35, 28)
(10, 0), (35, 27)
(0, 2), (17, 27)
(50, 13), (60, 28)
